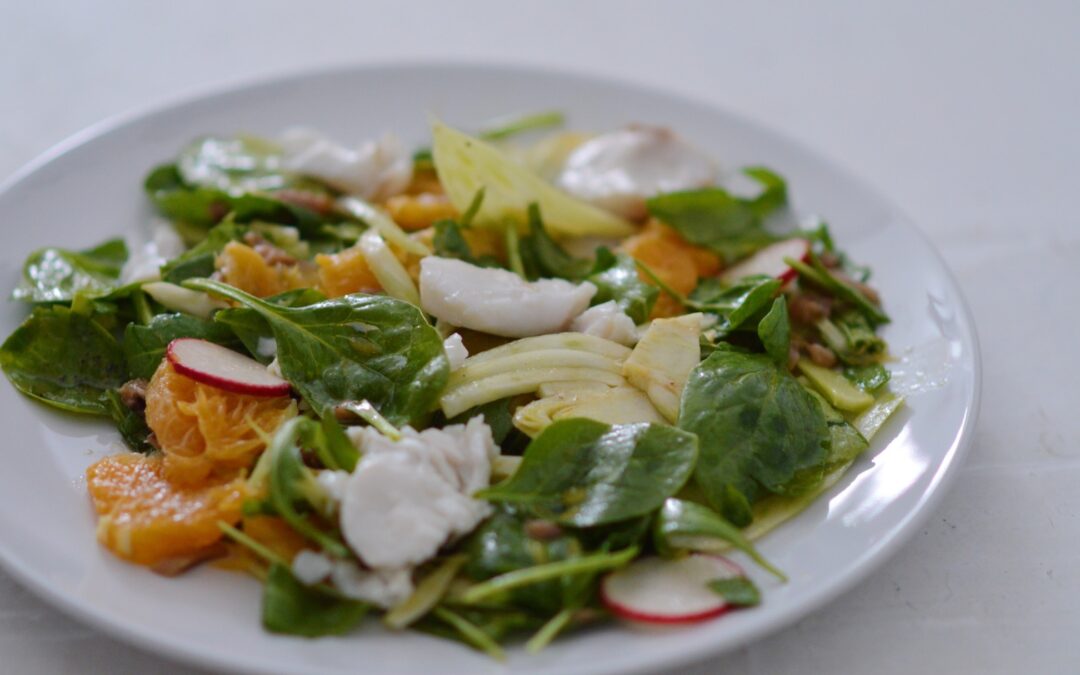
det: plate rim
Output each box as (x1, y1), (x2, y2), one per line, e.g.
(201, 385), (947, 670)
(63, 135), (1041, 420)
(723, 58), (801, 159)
(0, 59), (982, 675)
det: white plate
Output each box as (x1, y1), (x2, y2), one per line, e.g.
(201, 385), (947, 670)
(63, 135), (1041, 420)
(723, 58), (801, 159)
(0, 63), (980, 675)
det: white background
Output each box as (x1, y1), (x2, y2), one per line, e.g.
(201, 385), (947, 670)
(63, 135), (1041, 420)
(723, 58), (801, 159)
(1, 1), (1078, 673)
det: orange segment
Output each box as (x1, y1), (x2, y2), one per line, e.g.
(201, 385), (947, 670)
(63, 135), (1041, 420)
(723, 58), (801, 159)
(385, 192), (458, 231)
(145, 361), (295, 486)
(315, 245), (381, 297)
(622, 220), (722, 318)
(216, 241), (315, 298)
(86, 452), (246, 566)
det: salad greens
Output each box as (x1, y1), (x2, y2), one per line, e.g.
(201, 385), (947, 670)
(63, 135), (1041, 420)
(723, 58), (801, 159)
(0, 113), (903, 655)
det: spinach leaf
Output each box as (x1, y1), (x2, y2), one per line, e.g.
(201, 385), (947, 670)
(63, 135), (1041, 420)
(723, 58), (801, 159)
(519, 204), (592, 281)
(447, 397), (515, 445)
(708, 577), (761, 607)
(105, 390), (152, 452)
(479, 419), (698, 527)
(652, 498), (784, 579)
(213, 288), (327, 363)
(587, 248), (657, 324)
(177, 135), (293, 195)
(13, 238), (128, 303)
(844, 363), (891, 393)
(144, 164), (229, 230)
(123, 313), (240, 380)
(189, 278), (448, 425)
(679, 351), (829, 526)
(160, 221), (247, 283)
(741, 166), (788, 218)
(757, 296), (791, 366)
(0, 305), (126, 415)
(262, 563), (368, 637)
(690, 275), (781, 334)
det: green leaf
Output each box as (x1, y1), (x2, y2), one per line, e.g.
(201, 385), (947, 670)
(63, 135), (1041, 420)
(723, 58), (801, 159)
(679, 351), (829, 526)
(123, 313), (240, 380)
(213, 288), (327, 363)
(787, 254), (889, 326)
(652, 498), (784, 580)
(843, 363), (891, 393)
(479, 419), (698, 527)
(587, 248), (657, 324)
(104, 390), (153, 452)
(741, 166), (788, 218)
(817, 309), (888, 365)
(479, 110), (565, 142)
(432, 219), (501, 268)
(13, 238), (128, 304)
(160, 221), (247, 283)
(647, 188), (774, 262)
(690, 275), (781, 334)
(447, 397), (515, 445)
(0, 305), (126, 415)
(708, 576), (761, 607)
(758, 297), (791, 366)
(189, 278), (448, 425)
(519, 204), (592, 281)
(262, 563), (368, 637)
(177, 135), (292, 195)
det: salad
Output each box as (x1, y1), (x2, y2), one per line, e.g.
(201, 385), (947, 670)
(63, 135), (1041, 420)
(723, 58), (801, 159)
(0, 112), (903, 656)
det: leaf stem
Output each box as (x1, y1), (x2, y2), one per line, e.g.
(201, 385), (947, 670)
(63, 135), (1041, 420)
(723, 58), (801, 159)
(432, 607), (506, 660)
(525, 608), (574, 653)
(479, 110), (565, 142)
(218, 520), (286, 567)
(461, 546), (638, 604)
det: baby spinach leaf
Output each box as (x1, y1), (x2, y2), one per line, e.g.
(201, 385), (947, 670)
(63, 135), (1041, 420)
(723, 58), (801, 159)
(447, 397), (515, 445)
(213, 288), (327, 362)
(188, 278), (449, 425)
(105, 390), (153, 452)
(679, 351), (829, 526)
(0, 305), (126, 415)
(177, 135), (292, 195)
(519, 204), (592, 281)
(479, 419), (698, 527)
(844, 363), (891, 393)
(13, 238), (128, 304)
(652, 498), (784, 579)
(587, 248), (657, 324)
(690, 275), (780, 334)
(262, 563), (368, 637)
(758, 296), (791, 366)
(123, 313), (240, 380)
(160, 221), (247, 283)
(647, 188), (774, 262)
(144, 164), (230, 230)
(708, 577), (761, 607)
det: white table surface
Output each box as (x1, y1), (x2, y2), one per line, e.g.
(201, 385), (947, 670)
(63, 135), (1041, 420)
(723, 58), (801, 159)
(2, 1), (1078, 672)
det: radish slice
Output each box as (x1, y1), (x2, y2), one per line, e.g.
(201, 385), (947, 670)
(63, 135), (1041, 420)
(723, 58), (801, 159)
(721, 238), (810, 285)
(601, 554), (744, 624)
(166, 338), (291, 396)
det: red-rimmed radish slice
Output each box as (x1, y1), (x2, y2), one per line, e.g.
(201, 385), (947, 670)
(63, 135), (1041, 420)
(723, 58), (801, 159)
(721, 238), (810, 285)
(601, 554), (745, 624)
(166, 338), (291, 397)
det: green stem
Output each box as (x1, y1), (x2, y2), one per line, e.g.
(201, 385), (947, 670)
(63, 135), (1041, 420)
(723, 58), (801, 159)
(479, 111), (565, 142)
(183, 277), (276, 313)
(131, 289), (154, 325)
(337, 400), (401, 440)
(505, 223), (526, 279)
(218, 521), (286, 567)
(525, 608), (574, 653)
(460, 188), (485, 227)
(461, 546), (638, 604)
(432, 607), (506, 661)
(634, 259), (703, 310)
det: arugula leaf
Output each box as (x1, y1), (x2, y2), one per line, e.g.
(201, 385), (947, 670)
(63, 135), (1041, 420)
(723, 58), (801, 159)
(817, 309), (887, 365)
(587, 248), (657, 324)
(679, 351), (829, 526)
(189, 278), (448, 425)
(844, 363), (891, 393)
(741, 166), (788, 218)
(104, 390), (152, 452)
(0, 305), (126, 415)
(690, 275), (781, 334)
(653, 498), (784, 579)
(708, 577), (761, 607)
(123, 313), (240, 380)
(757, 296), (791, 366)
(519, 204), (592, 281)
(213, 288), (327, 363)
(787, 253), (889, 326)
(479, 419), (698, 527)
(13, 238), (128, 304)
(262, 563), (368, 637)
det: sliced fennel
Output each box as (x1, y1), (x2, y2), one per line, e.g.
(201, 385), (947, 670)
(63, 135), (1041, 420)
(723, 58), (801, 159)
(141, 281), (227, 319)
(430, 121), (634, 238)
(358, 231), (421, 306)
(450, 348), (623, 387)
(338, 196), (430, 257)
(461, 332), (632, 367)
(797, 359), (874, 412)
(383, 555), (466, 630)
(513, 385), (664, 437)
(441, 367), (626, 418)
(851, 390), (905, 439)
(622, 314), (704, 422)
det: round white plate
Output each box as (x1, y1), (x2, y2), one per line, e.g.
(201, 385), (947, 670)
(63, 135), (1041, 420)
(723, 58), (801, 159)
(0, 63), (980, 675)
